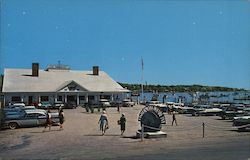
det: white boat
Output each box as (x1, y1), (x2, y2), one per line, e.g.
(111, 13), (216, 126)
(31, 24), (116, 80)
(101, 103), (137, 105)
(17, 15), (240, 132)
(176, 106), (195, 114)
(172, 103), (185, 110)
(233, 113), (250, 130)
(193, 105), (222, 116)
(146, 101), (168, 112)
(198, 107), (222, 116)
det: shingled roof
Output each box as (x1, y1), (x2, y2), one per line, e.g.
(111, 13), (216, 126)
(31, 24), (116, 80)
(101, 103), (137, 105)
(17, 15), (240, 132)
(2, 69), (130, 93)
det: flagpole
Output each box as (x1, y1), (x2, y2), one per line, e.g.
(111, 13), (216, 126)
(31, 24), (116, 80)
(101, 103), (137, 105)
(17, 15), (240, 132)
(141, 58), (144, 104)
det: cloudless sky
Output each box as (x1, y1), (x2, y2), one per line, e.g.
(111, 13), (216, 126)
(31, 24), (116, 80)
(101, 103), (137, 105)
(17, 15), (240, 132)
(0, 0), (249, 89)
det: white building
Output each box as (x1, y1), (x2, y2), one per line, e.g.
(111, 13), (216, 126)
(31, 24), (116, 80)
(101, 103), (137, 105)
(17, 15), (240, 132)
(2, 63), (130, 106)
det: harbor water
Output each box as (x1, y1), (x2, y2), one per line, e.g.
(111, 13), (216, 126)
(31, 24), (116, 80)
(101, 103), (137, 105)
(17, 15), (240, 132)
(136, 91), (250, 104)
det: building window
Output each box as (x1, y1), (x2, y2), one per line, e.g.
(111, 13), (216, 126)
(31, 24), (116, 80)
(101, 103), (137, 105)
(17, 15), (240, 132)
(79, 96), (85, 104)
(88, 96), (95, 104)
(41, 96), (49, 102)
(88, 96), (95, 101)
(11, 96), (21, 102)
(79, 96), (85, 100)
(58, 96), (63, 101)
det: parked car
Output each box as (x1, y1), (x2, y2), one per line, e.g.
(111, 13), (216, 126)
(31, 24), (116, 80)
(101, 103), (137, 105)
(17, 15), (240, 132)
(6, 108), (47, 119)
(3, 109), (59, 129)
(13, 102), (25, 106)
(53, 102), (64, 109)
(4, 111), (25, 120)
(6, 102), (26, 107)
(109, 101), (122, 107)
(37, 102), (52, 109)
(22, 106), (37, 110)
(64, 102), (77, 109)
(122, 99), (135, 107)
(99, 99), (111, 107)
(3, 107), (25, 116)
(3, 105), (45, 120)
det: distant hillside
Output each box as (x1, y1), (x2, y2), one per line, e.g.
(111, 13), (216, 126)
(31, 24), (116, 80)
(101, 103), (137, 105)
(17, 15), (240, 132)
(0, 75), (245, 93)
(119, 83), (245, 93)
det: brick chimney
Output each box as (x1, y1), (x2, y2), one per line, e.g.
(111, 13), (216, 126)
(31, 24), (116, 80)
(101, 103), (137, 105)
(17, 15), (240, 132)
(93, 66), (99, 75)
(32, 63), (39, 77)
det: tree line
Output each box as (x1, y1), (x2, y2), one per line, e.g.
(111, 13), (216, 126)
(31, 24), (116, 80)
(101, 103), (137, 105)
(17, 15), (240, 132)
(119, 82), (245, 93)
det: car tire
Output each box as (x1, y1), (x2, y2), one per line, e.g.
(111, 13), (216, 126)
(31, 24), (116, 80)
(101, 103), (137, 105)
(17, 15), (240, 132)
(9, 122), (18, 129)
(238, 127), (246, 131)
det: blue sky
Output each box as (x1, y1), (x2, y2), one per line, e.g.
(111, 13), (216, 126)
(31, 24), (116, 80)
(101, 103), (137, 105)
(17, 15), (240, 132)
(1, 0), (249, 89)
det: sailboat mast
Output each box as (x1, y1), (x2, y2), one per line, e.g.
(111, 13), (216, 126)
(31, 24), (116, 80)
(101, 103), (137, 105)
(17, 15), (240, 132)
(141, 58), (144, 103)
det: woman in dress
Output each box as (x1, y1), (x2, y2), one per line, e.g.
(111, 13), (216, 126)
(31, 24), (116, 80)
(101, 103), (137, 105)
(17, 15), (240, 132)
(98, 111), (108, 135)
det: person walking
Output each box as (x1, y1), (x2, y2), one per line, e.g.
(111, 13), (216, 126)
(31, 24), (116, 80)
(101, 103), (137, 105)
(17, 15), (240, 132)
(119, 113), (126, 135)
(43, 109), (52, 132)
(58, 105), (63, 113)
(116, 96), (120, 113)
(59, 108), (65, 130)
(98, 111), (108, 135)
(117, 103), (120, 113)
(171, 111), (178, 126)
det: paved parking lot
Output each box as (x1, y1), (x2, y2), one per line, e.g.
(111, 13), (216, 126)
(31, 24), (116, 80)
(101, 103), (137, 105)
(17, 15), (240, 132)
(0, 105), (249, 159)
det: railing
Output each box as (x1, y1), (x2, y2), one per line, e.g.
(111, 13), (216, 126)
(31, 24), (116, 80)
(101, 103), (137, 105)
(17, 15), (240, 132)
(139, 123), (250, 141)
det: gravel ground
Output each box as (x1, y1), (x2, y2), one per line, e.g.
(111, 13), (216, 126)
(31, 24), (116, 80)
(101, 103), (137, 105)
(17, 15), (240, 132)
(0, 105), (249, 160)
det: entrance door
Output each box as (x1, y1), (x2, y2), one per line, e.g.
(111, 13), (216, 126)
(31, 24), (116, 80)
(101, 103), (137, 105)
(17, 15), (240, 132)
(66, 95), (77, 108)
(88, 95), (95, 104)
(28, 96), (33, 105)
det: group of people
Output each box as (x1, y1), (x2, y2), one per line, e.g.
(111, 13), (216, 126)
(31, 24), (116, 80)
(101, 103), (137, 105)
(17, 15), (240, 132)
(43, 106), (65, 132)
(98, 110), (126, 136)
(42, 106), (126, 135)
(42, 106), (175, 134)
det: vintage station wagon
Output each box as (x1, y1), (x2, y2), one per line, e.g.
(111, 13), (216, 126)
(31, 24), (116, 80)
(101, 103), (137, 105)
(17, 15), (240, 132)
(4, 110), (59, 129)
